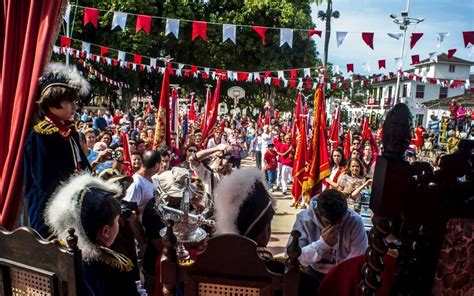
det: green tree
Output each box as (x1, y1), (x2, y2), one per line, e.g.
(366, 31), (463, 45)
(60, 0), (321, 112)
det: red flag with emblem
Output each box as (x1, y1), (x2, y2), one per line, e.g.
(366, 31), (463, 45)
(291, 92), (305, 205)
(302, 84), (331, 199)
(153, 67), (171, 149)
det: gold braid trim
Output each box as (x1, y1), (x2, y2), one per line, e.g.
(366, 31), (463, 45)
(34, 120), (59, 135)
(98, 246), (134, 272)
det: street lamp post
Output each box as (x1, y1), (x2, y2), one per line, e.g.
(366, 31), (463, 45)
(390, 0), (424, 105)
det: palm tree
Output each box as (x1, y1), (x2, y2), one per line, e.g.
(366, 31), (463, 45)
(313, 0), (340, 68)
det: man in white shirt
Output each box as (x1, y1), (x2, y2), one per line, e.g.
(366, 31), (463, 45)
(123, 150), (161, 221)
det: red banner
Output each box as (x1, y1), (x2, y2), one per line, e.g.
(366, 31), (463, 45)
(291, 91), (306, 206)
(202, 78), (222, 140)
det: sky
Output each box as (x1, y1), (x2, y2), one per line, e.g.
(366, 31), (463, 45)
(309, 0), (474, 75)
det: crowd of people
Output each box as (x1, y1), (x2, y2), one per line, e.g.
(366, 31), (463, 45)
(22, 63), (467, 295)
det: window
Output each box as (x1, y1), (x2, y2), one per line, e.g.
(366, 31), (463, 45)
(378, 87), (383, 99)
(449, 65), (455, 73)
(388, 86), (393, 100)
(439, 87), (448, 99)
(415, 114), (424, 127)
(415, 85), (425, 99)
(402, 84), (408, 97)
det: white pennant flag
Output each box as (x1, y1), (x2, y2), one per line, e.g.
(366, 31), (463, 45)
(150, 58), (156, 67)
(264, 77), (271, 85)
(277, 71), (284, 79)
(147, 66), (152, 73)
(253, 72), (260, 81)
(227, 71), (233, 80)
(437, 32), (449, 48)
(223, 24), (236, 44)
(465, 79), (470, 89)
(82, 42), (91, 53)
(312, 82), (317, 90)
(282, 79), (288, 88)
(332, 65), (340, 74)
(394, 57), (403, 69)
(53, 45), (59, 53)
(106, 58), (112, 65)
(280, 28), (293, 48)
(95, 55), (100, 63)
(120, 61), (125, 68)
(158, 67), (165, 74)
(467, 44), (474, 56)
(336, 32), (348, 47)
(211, 71), (216, 80)
(204, 68), (210, 76)
(165, 19), (180, 38)
(63, 3), (71, 24)
(233, 72), (238, 81)
(387, 32), (403, 40)
(132, 63), (137, 71)
(429, 52), (438, 63)
(362, 62), (371, 73)
(297, 79), (303, 89)
(117, 51), (125, 61)
(111, 12), (128, 31)
(304, 68), (311, 77)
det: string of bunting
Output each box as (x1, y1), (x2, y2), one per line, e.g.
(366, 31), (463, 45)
(57, 35), (469, 91)
(67, 5), (474, 50)
(53, 45), (131, 89)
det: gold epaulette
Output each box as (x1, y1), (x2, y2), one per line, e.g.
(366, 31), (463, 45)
(99, 246), (134, 272)
(34, 120), (59, 135)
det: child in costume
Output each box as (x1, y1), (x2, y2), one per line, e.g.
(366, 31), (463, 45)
(45, 174), (139, 296)
(24, 63), (91, 237)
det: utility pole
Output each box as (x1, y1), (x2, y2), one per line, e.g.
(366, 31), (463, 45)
(390, 0), (424, 105)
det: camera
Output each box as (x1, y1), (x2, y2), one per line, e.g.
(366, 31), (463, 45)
(111, 150), (124, 161)
(120, 201), (138, 220)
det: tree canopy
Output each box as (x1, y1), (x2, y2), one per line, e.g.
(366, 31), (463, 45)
(58, 0), (322, 112)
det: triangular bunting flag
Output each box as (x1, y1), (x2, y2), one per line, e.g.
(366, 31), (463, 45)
(378, 59), (386, 69)
(223, 24), (236, 44)
(308, 29), (322, 38)
(429, 52), (438, 62)
(100, 46), (108, 56)
(447, 48), (457, 59)
(437, 32), (449, 48)
(387, 32), (403, 40)
(133, 54), (142, 64)
(336, 32), (348, 47)
(362, 32), (374, 49)
(462, 31), (474, 47)
(111, 12), (127, 31)
(362, 62), (371, 73)
(117, 51), (125, 61)
(150, 58), (156, 67)
(410, 33), (423, 49)
(395, 57), (403, 69)
(411, 55), (420, 65)
(192, 21), (207, 41)
(84, 8), (99, 28)
(346, 64), (354, 74)
(60, 36), (70, 48)
(252, 26), (268, 45)
(136, 15), (152, 35)
(165, 19), (180, 38)
(280, 28), (293, 48)
(304, 68), (311, 77)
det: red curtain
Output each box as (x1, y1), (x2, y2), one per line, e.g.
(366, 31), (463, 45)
(0, 0), (65, 229)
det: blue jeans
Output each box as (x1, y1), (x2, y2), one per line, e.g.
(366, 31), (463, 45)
(266, 169), (277, 188)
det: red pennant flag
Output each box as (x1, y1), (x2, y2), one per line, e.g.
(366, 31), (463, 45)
(328, 106), (341, 148)
(192, 21), (207, 41)
(237, 72), (249, 81)
(189, 94), (198, 122)
(292, 92), (306, 206)
(201, 88), (211, 132)
(133, 54), (142, 64)
(308, 29), (322, 38)
(361, 116), (379, 155)
(272, 78), (281, 87)
(121, 133), (133, 176)
(84, 8), (99, 28)
(153, 67), (171, 149)
(462, 31), (474, 47)
(100, 46), (108, 56)
(252, 26), (268, 45)
(289, 79), (296, 88)
(362, 32), (374, 49)
(201, 72), (209, 79)
(410, 33), (423, 49)
(60, 36), (71, 47)
(264, 71), (272, 78)
(343, 130), (352, 159)
(378, 59), (386, 69)
(305, 78), (312, 90)
(347, 64), (354, 73)
(290, 69), (297, 78)
(202, 78), (222, 140)
(136, 15), (152, 35)
(447, 48), (457, 59)
(411, 54), (420, 65)
(191, 65), (198, 73)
